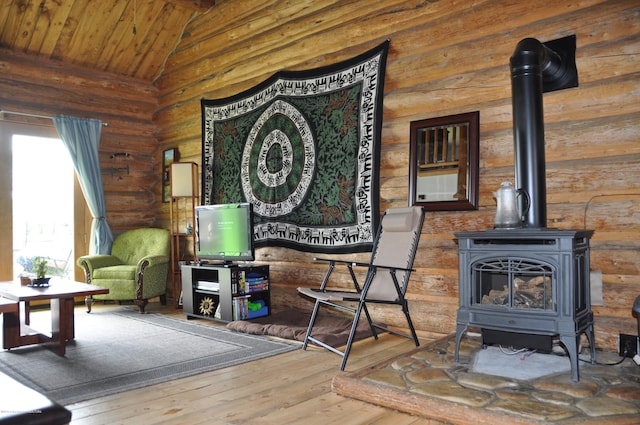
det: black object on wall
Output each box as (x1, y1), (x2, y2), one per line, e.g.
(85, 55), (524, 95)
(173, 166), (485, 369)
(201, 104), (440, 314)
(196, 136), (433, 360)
(510, 35), (577, 228)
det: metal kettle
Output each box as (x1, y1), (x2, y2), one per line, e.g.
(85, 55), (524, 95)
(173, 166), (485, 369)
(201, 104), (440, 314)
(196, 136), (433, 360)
(494, 182), (529, 229)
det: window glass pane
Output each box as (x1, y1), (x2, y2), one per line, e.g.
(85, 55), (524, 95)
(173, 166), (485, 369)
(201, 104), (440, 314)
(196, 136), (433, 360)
(12, 135), (74, 280)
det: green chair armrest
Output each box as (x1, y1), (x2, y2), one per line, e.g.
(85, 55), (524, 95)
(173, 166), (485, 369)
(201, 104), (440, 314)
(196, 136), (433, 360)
(77, 255), (122, 272)
(137, 255), (169, 271)
(76, 255), (123, 284)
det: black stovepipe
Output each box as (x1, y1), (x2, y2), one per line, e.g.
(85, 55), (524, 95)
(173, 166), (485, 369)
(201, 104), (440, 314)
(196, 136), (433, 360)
(510, 37), (573, 228)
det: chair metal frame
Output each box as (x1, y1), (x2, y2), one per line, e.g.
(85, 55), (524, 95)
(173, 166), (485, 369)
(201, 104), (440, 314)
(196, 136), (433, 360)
(298, 206), (425, 370)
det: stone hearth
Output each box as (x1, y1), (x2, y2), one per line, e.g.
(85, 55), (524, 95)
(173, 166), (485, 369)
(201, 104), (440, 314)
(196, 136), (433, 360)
(332, 334), (640, 424)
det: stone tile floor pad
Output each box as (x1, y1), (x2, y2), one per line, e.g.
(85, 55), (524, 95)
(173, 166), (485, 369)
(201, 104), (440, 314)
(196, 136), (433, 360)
(332, 334), (640, 424)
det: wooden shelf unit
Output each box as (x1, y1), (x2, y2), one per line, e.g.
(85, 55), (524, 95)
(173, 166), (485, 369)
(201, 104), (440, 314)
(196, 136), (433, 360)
(169, 162), (198, 307)
(182, 263), (270, 322)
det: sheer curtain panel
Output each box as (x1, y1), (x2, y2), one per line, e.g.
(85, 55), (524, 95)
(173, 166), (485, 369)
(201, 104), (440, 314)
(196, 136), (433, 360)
(53, 115), (113, 254)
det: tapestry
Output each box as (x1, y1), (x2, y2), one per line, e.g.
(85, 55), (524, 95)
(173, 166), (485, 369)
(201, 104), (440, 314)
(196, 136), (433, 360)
(202, 41), (389, 253)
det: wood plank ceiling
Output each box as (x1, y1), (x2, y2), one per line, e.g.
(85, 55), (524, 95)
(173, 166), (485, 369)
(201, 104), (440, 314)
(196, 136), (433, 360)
(0, 0), (216, 82)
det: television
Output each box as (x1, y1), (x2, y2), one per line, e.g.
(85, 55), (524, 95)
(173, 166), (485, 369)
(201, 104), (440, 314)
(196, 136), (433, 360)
(195, 202), (255, 264)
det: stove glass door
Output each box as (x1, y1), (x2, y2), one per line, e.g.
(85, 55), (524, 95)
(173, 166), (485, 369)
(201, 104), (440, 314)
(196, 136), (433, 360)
(473, 258), (554, 311)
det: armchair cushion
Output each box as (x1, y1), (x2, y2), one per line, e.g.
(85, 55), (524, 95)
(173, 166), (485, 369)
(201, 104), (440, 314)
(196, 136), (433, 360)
(92, 264), (137, 281)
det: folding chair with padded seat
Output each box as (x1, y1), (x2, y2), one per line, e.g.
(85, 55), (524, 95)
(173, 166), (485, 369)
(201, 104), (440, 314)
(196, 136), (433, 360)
(297, 206), (425, 370)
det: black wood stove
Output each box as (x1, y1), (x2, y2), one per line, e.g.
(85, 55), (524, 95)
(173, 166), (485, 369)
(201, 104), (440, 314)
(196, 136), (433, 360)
(454, 35), (595, 382)
(454, 228), (595, 382)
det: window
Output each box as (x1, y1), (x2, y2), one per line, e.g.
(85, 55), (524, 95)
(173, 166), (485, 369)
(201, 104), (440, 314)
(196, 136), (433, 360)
(12, 135), (75, 280)
(0, 117), (88, 281)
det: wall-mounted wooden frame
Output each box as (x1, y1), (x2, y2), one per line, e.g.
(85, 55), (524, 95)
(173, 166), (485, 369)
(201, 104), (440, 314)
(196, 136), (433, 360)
(162, 148), (179, 203)
(408, 111), (479, 211)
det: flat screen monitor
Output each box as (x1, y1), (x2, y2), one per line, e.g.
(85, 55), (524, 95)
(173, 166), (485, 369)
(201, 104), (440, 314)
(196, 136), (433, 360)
(195, 203), (255, 264)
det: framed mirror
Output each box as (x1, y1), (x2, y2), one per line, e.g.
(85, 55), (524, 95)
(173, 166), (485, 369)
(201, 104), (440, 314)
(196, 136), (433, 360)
(408, 111), (479, 211)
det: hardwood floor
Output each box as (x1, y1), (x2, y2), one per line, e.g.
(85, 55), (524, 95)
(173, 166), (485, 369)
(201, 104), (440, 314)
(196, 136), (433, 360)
(67, 303), (443, 425)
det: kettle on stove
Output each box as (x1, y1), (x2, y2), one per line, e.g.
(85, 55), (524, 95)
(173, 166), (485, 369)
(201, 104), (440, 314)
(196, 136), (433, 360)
(494, 181), (529, 229)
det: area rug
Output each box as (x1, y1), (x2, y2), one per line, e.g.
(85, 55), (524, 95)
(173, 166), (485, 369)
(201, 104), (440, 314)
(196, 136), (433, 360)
(226, 309), (376, 348)
(201, 41), (390, 254)
(0, 307), (297, 405)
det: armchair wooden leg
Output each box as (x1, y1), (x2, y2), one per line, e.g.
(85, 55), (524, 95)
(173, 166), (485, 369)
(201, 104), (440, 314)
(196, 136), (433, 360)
(160, 294), (167, 306)
(134, 299), (148, 314)
(85, 296), (93, 313)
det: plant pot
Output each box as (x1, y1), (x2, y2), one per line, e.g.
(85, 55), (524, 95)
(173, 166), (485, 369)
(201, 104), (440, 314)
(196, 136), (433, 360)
(30, 277), (50, 287)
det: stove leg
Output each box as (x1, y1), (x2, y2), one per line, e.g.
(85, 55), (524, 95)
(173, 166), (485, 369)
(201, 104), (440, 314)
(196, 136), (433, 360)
(454, 323), (468, 362)
(584, 324), (596, 365)
(560, 334), (580, 382)
(633, 295), (640, 356)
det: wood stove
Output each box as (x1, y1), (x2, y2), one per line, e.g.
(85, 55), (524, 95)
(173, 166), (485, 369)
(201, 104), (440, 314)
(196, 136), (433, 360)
(452, 35), (594, 382)
(454, 228), (595, 382)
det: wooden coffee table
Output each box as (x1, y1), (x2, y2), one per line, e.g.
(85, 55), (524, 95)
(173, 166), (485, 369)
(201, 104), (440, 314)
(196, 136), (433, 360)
(0, 279), (108, 355)
(0, 297), (18, 314)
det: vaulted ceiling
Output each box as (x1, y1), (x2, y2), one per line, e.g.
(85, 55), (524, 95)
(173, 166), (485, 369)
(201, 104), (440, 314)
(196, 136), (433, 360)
(0, 0), (216, 82)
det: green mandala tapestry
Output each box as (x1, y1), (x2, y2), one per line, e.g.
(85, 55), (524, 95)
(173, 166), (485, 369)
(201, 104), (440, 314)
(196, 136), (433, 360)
(201, 41), (389, 253)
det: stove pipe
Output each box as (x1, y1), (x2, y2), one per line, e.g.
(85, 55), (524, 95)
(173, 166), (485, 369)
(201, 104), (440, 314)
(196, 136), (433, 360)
(510, 36), (577, 228)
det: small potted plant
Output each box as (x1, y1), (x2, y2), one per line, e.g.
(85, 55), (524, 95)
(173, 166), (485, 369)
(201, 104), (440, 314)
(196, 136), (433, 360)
(32, 256), (50, 287)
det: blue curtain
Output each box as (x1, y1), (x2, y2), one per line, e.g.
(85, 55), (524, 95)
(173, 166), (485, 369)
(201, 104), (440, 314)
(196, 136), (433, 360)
(53, 115), (113, 255)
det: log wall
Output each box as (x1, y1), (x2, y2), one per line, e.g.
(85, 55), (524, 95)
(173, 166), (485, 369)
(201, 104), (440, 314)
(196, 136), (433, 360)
(0, 48), (160, 234)
(0, 0), (638, 353)
(155, 0), (640, 351)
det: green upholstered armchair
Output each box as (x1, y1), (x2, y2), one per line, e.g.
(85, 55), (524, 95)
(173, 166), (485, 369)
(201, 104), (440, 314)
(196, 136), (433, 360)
(77, 228), (170, 313)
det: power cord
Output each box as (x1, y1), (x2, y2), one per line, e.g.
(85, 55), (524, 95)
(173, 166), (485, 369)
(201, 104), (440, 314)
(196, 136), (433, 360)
(549, 343), (631, 366)
(496, 344), (640, 367)
(578, 354), (626, 367)
(497, 345), (529, 355)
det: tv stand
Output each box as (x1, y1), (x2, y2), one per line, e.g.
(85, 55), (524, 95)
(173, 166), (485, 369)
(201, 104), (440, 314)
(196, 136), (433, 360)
(196, 261), (236, 267)
(182, 263), (270, 322)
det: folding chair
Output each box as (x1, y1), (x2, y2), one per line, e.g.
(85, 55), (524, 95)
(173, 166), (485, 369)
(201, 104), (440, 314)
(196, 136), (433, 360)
(297, 206), (425, 370)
